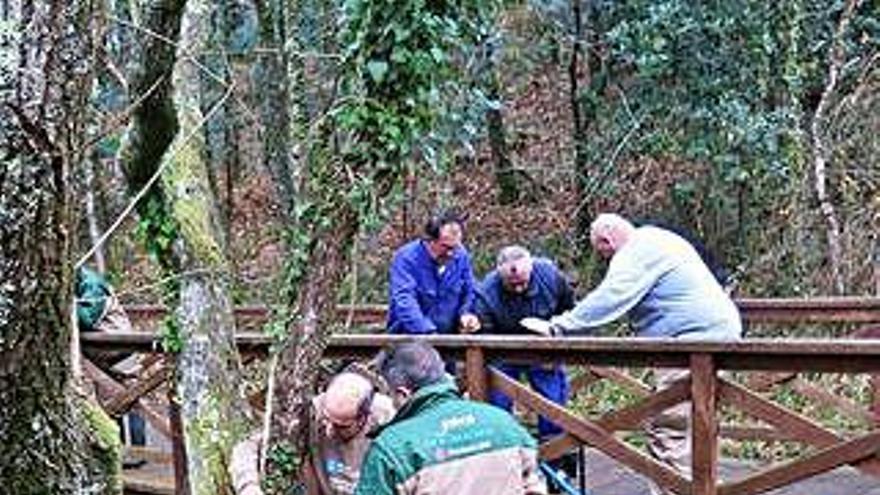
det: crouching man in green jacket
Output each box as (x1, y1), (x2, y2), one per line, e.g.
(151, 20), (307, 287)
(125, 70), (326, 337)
(354, 341), (547, 495)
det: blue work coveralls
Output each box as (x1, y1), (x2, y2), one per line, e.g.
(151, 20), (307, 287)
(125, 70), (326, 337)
(475, 258), (574, 438)
(387, 239), (476, 335)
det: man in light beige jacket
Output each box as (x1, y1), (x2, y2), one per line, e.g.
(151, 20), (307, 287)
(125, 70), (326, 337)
(231, 371), (395, 495)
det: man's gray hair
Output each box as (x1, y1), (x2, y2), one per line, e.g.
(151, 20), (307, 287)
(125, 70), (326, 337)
(496, 245), (531, 267)
(590, 213), (633, 237)
(378, 341), (446, 391)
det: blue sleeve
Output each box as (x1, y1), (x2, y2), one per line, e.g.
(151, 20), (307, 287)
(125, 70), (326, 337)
(555, 269), (576, 313)
(474, 282), (497, 333)
(354, 444), (400, 495)
(389, 252), (437, 334)
(458, 252), (476, 316)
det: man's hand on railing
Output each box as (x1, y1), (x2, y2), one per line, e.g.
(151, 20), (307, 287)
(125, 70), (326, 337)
(459, 313), (481, 334)
(520, 317), (553, 336)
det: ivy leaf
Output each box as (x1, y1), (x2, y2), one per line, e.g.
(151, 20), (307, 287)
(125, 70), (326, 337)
(429, 46), (445, 63)
(366, 60), (389, 83)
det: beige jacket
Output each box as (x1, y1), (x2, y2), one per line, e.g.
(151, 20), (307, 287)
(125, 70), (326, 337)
(230, 392), (394, 495)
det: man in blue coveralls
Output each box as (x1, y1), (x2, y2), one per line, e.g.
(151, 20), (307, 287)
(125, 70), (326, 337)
(387, 210), (480, 336)
(474, 245), (574, 439)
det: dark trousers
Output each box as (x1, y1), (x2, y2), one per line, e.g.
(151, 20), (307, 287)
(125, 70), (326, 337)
(489, 363), (569, 438)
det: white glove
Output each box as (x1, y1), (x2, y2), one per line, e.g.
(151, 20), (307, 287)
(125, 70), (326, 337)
(520, 317), (553, 336)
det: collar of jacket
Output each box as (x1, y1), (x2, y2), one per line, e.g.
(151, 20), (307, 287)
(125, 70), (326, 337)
(501, 274), (539, 300)
(371, 379), (459, 437)
(418, 239), (462, 265)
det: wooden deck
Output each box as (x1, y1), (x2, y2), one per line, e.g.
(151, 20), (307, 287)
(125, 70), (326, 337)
(121, 449), (880, 495)
(577, 449), (880, 495)
(90, 299), (880, 495)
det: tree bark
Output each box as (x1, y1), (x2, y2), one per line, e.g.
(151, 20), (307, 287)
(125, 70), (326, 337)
(811, 0), (864, 294)
(484, 41), (518, 205)
(255, 0), (296, 216)
(159, 1), (250, 493)
(0, 0), (121, 492)
(570, 0), (590, 239)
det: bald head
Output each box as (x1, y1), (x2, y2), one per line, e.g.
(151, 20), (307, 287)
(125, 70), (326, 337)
(590, 213), (636, 258)
(323, 372), (373, 425)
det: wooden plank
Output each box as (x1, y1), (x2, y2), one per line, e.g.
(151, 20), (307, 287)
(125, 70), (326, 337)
(873, 373), (880, 428)
(465, 346), (488, 402)
(130, 401), (171, 439)
(82, 333), (880, 373)
(717, 378), (840, 447)
(106, 361), (171, 416)
(737, 297), (880, 324)
(124, 299), (880, 326)
(569, 367), (650, 398)
(543, 422), (796, 461)
(568, 369), (602, 395)
(588, 366), (652, 396)
(542, 377), (690, 460)
(718, 431), (880, 495)
(125, 446), (174, 465)
(123, 470), (175, 495)
(691, 354), (718, 495)
(790, 377), (875, 425)
(83, 358), (171, 439)
(490, 368), (692, 495)
(168, 384), (190, 495)
(745, 371), (796, 392)
(718, 378), (880, 477)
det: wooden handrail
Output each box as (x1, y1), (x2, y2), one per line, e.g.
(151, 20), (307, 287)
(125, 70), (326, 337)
(120, 297), (880, 327)
(82, 332), (880, 372)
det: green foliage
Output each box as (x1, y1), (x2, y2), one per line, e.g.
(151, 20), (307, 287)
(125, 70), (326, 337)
(135, 195), (179, 265)
(160, 315), (184, 353)
(336, 0), (496, 173)
(522, 0), (878, 293)
(264, 441), (305, 495)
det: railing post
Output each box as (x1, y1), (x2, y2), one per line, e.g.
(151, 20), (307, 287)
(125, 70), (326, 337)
(691, 353), (718, 495)
(465, 346), (488, 402)
(872, 372), (880, 430)
(169, 368), (190, 495)
(873, 239), (880, 428)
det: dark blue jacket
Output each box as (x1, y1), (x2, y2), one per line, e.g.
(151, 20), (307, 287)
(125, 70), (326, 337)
(475, 258), (575, 335)
(387, 239), (476, 334)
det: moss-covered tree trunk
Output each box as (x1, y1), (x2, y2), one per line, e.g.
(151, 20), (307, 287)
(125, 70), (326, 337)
(255, 0), (296, 216)
(485, 49), (518, 205)
(0, 1), (121, 492)
(160, 1), (249, 493)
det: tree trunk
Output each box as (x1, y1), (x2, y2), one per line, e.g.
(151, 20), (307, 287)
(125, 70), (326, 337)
(255, 0), (296, 216)
(570, 0), (590, 239)
(159, 1), (250, 493)
(810, 0), (864, 295)
(484, 41), (518, 205)
(0, 1), (121, 492)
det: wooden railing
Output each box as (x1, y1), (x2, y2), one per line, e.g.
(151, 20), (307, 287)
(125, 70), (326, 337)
(82, 331), (880, 495)
(122, 297), (880, 330)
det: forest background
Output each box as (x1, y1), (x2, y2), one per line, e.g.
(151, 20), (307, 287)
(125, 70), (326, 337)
(1, 0), (878, 493)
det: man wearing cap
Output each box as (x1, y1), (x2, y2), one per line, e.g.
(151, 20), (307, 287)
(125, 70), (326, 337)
(231, 372), (395, 495)
(521, 213), (742, 495)
(473, 245), (574, 440)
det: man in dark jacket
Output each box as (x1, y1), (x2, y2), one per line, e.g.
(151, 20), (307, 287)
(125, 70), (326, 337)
(354, 341), (546, 495)
(474, 245), (574, 439)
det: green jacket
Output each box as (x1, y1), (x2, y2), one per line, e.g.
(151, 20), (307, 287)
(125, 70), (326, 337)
(76, 267), (110, 331)
(354, 380), (546, 495)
